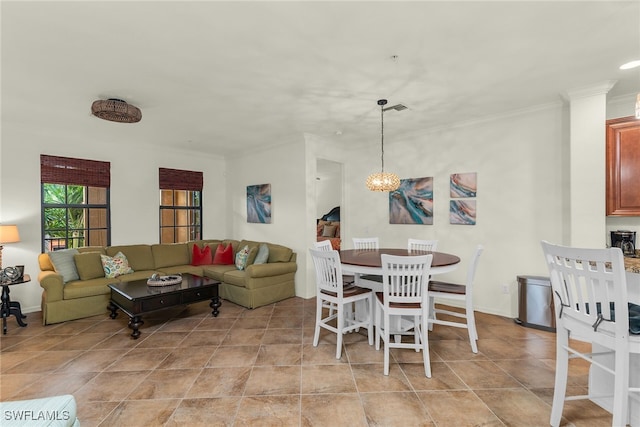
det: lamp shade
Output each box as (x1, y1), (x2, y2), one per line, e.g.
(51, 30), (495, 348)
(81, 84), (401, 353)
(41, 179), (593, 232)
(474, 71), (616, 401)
(0, 225), (20, 244)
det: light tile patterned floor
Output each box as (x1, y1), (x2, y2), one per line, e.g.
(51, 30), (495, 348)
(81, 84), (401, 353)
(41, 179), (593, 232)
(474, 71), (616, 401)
(0, 297), (612, 426)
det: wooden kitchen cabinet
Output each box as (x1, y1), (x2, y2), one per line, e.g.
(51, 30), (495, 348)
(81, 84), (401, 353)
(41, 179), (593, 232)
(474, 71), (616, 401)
(606, 116), (640, 216)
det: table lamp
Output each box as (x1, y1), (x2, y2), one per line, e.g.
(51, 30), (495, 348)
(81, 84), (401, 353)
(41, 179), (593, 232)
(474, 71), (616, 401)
(0, 225), (20, 269)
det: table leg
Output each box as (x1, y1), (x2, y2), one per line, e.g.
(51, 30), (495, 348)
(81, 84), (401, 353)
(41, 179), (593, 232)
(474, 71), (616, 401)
(1, 284), (27, 332)
(128, 315), (143, 339)
(107, 302), (119, 319)
(210, 296), (221, 317)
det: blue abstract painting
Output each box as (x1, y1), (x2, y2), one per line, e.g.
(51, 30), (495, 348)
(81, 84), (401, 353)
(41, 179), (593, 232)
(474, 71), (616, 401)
(247, 184), (271, 224)
(389, 177), (433, 224)
(450, 173), (477, 198)
(450, 200), (476, 225)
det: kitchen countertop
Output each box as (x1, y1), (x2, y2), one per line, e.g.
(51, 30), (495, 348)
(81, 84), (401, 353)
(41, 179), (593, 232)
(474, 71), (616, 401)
(625, 255), (640, 274)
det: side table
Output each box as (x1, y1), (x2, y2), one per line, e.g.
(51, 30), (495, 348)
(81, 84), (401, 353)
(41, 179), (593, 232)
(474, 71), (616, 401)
(1, 274), (29, 334)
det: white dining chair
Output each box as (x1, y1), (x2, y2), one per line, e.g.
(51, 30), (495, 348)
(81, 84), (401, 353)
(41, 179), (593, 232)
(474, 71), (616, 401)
(408, 238), (438, 252)
(313, 240), (355, 316)
(541, 240), (640, 427)
(309, 248), (374, 359)
(352, 237), (379, 250)
(375, 253), (433, 376)
(314, 239), (333, 251)
(427, 245), (483, 353)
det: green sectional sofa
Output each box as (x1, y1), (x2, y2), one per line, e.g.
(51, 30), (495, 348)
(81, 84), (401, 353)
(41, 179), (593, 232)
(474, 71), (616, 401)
(37, 239), (297, 325)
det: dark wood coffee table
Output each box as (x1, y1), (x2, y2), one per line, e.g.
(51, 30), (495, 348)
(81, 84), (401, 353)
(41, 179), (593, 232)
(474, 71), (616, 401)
(107, 273), (221, 339)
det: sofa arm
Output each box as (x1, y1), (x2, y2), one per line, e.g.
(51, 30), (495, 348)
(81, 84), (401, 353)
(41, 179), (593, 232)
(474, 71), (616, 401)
(245, 261), (297, 278)
(38, 270), (65, 302)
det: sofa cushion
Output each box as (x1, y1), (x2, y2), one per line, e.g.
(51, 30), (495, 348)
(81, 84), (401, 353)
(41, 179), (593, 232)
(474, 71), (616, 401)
(254, 243), (270, 265)
(191, 244), (213, 266)
(158, 265), (204, 276)
(267, 243), (293, 263)
(202, 264), (237, 281)
(74, 252), (105, 280)
(222, 269), (248, 287)
(49, 249), (80, 283)
(107, 245), (155, 271)
(77, 246), (107, 255)
(152, 243), (190, 268)
(63, 277), (113, 299)
(213, 244), (234, 265)
(101, 252), (134, 279)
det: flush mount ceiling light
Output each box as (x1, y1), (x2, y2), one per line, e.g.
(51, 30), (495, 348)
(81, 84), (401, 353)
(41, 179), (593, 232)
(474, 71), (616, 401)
(366, 99), (401, 192)
(91, 98), (141, 123)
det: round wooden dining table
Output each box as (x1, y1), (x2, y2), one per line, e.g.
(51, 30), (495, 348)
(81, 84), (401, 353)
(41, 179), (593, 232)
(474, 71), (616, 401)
(339, 248), (461, 277)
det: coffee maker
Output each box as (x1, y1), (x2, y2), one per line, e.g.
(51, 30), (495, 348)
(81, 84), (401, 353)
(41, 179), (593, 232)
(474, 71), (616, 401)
(611, 230), (636, 257)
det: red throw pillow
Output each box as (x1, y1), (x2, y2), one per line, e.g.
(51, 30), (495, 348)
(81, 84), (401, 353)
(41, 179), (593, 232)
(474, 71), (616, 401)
(212, 244), (234, 265)
(191, 244), (213, 266)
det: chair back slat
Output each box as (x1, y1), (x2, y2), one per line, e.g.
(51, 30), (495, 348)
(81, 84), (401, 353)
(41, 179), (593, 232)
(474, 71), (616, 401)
(541, 241), (629, 346)
(381, 254), (432, 305)
(353, 237), (379, 250)
(309, 248), (344, 296)
(314, 240), (333, 251)
(407, 238), (438, 252)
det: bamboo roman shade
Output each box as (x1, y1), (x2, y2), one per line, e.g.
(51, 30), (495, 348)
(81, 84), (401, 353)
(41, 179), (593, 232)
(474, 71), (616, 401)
(40, 155), (111, 187)
(159, 168), (203, 191)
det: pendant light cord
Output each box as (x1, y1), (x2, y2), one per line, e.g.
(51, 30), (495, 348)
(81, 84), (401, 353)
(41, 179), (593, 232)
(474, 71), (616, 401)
(380, 102), (385, 174)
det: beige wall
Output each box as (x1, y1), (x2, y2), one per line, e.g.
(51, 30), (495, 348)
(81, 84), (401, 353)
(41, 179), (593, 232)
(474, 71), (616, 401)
(1, 92), (637, 317)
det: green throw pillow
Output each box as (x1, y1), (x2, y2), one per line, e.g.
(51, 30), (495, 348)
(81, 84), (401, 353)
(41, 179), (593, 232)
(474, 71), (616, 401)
(48, 249), (80, 283)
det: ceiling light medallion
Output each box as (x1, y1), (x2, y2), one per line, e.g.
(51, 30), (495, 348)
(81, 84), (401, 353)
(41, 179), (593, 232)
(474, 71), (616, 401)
(91, 98), (142, 123)
(366, 99), (400, 192)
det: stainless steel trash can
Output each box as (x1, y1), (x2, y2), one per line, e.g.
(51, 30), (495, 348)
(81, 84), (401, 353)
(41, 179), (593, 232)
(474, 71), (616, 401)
(515, 275), (556, 332)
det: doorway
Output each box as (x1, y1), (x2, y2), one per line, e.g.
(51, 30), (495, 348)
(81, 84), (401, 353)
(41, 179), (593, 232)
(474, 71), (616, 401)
(316, 159), (343, 246)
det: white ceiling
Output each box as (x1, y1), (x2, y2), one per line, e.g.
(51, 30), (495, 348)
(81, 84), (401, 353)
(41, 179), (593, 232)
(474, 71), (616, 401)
(2, 1), (639, 156)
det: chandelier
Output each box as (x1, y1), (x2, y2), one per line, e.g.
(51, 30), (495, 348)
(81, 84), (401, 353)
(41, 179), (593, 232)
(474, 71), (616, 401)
(366, 99), (400, 192)
(91, 98), (142, 123)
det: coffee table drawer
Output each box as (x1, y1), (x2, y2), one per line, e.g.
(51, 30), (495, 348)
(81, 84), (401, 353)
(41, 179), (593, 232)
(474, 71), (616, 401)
(141, 294), (182, 312)
(182, 286), (216, 303)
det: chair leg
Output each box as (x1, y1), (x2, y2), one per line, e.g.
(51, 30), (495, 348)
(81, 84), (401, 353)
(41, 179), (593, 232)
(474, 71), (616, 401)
(420, 314), (431, 378)
(428, 296), (435, 331)
(550, 331), (569, 427)
(367, 295), (374, 346)
(335, 304), (344, 359)
(313, 296), (323, 347)
(375, 303), (382, 351)
(612, 348), (630, 427)
(383, 312), (390, 375)
(467, 309), (478, 353)
(414, 315), (421, 352)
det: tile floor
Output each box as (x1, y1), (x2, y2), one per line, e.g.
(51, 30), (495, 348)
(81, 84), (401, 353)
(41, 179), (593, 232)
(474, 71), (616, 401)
(0, 297), (613, 426)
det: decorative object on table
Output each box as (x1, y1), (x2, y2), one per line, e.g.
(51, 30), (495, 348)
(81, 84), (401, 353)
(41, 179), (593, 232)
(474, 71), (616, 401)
(366, 99), (403, 192)
(450, 172), (477, 198)
(450, 200), (477, 225)
(91, 98), (141, 123)
(147, 274), (183, 287)
(1, 267), (21, 284)
(389, 177), (433, 224)
(247, 183), (271, 223)
(0, 224), (20, 269)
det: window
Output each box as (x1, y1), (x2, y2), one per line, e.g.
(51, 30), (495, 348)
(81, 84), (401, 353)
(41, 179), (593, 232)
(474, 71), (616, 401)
(40, 155), (111, 252)
(159, 167), (203, 243)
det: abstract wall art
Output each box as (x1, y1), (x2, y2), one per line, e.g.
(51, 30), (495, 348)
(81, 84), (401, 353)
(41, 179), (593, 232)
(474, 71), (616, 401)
(247, 184), (271, 223)
(450, 200), (476, 225)
(389, 177), (433, 224)
(450, 172), (477, 198)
